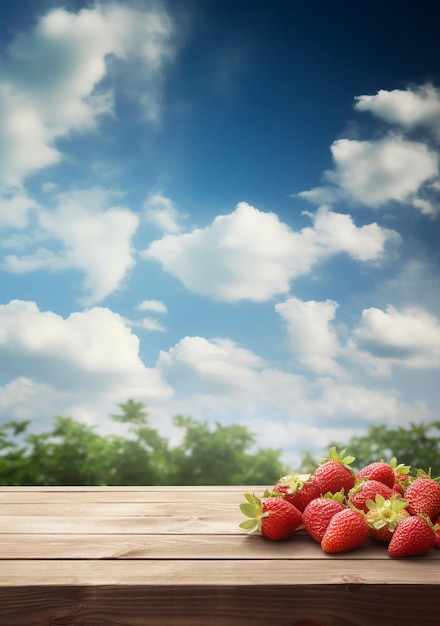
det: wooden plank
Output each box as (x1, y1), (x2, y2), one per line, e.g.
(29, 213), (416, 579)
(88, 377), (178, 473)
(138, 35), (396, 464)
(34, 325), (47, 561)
(0, 486), (258, 504)
(0, 582), (440, 626)
(0, 501), (240, 517)
(0, 582), (439, 626)
(0, 514), (240, 534)
(0, 486), (439, 625)
(1, 558), (440, 586)
(2, 533), (427, 560)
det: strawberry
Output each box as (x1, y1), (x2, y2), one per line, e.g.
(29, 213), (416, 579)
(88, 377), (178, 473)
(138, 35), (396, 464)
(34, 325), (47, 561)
(392, 474), (410, 496)
(273, 473), (321, 512)
(302, 492), (346, 543)
(391, 458), (411, 493)
(404, 474), (440, 521)
(388, 514), (437, 558)
(356, 461), (395, 488)
(313, 447), (356, 495)
(365, 493), (410, 543)
(239, 493), (303, 540)
(348, 479), (395, 513)
(321, 508), (369, 553)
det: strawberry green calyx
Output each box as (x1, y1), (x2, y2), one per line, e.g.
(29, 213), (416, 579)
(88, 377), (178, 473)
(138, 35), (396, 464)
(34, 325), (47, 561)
(262, 488), (284, 499)
(322, 489), (345, 503)
(321, 447), (355, 469)
(412, 467), (440, 484)
(278, 473), (312, 495)
(389, 457), (411, 476)
(414, 468), (432, 479)
(239, 493), (267, 532)
(365, 494), (409, 532)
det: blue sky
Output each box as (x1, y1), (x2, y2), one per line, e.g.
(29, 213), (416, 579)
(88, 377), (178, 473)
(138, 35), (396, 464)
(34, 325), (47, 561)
(1, 0), (440, 467)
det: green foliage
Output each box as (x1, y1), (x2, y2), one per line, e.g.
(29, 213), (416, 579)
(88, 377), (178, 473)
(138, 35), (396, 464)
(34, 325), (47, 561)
(333, 421), (440, 475)
(5, 403), (439, 486)
(0, 401), (287, 486)
(168, 415), (286, 485)
(300, 421), (440, 477)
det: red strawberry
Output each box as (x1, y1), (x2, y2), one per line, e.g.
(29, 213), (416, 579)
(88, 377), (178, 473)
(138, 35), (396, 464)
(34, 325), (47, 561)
(404, 475), (440, 521)
(239, 493), (303, 540)
(356, 461), (396, 488)
(365, 493), (410, 543)
(321, 508), (369, 553)
(348, 479), (395, 513)
(273, 473), (321, 512)
(313, 447), (356, 495)
(392, 475), (409, 496)
(357, 458), (411, 490)
(388, 515), (437, 558)
(302, 494), (346, 543)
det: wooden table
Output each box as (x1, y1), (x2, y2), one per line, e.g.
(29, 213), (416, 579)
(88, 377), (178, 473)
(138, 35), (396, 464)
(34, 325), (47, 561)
(0, 486), (439, 625)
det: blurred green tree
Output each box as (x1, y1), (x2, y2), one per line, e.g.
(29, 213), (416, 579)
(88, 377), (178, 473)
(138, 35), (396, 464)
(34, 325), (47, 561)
(299, 421), (440, 477)
(0, 401), (287, 485)
(168, 415), (286, 485)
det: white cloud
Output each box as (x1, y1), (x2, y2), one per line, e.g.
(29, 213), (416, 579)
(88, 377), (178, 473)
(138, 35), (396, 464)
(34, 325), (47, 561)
(154, 334), (433, 466)
(0, 376), (68, 425)
(142, 202), (395, 302)
(347, 305), (440, 373)
(135, 317), (167, 332)
(143, 192), (184, 233)
(355, 83), (440, 140)
(304, 206), (396, 261)
(129, 299), (168, 332)
(275, 297), (343, 375)
(0, 191), (38, 229)
(3, 188), (139, 304)
(0, 2), (176, 190)
(0, 300), (172, 399)
(136, 299), (168, 314)
(300, 136), (439, 211)
(157, 336), (264, 394)
(0, 303), (435, 466)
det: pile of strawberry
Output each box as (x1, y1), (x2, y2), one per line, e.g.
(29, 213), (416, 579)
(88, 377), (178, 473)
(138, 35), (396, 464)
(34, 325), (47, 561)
(239, 447), (440, 557)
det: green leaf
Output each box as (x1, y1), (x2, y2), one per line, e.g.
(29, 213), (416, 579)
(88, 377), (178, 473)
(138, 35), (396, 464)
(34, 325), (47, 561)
(239, 503), (258, 518)
(239, 519), (258, 531)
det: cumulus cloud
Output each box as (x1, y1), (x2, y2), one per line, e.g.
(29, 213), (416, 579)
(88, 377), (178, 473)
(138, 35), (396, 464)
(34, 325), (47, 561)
(3, 188), (139, 304)
(0, 376), (73, 428)
(299, 136), (439, 212)
(153, 334), (433, 465)
(0, 299), (171, 399)
(142, 202), (395, 302)
(313, 380), (428, 427)
(355, 83), (440, 141)
(143, 192), (184, 233)
(0, 301), (434, 465)
(0, 191), (38, 229)
(0, 2), (176, 190)
(275, 297), (343, 375)
(157, 336), (264, 394)
(347, 304), (440, 374)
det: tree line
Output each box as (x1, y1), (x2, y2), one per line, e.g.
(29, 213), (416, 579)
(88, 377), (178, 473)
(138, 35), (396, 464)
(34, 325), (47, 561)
(1, 399), (439, 485)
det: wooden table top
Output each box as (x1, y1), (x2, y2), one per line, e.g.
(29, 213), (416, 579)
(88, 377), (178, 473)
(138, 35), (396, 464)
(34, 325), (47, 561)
(1, 485), (440, 625)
